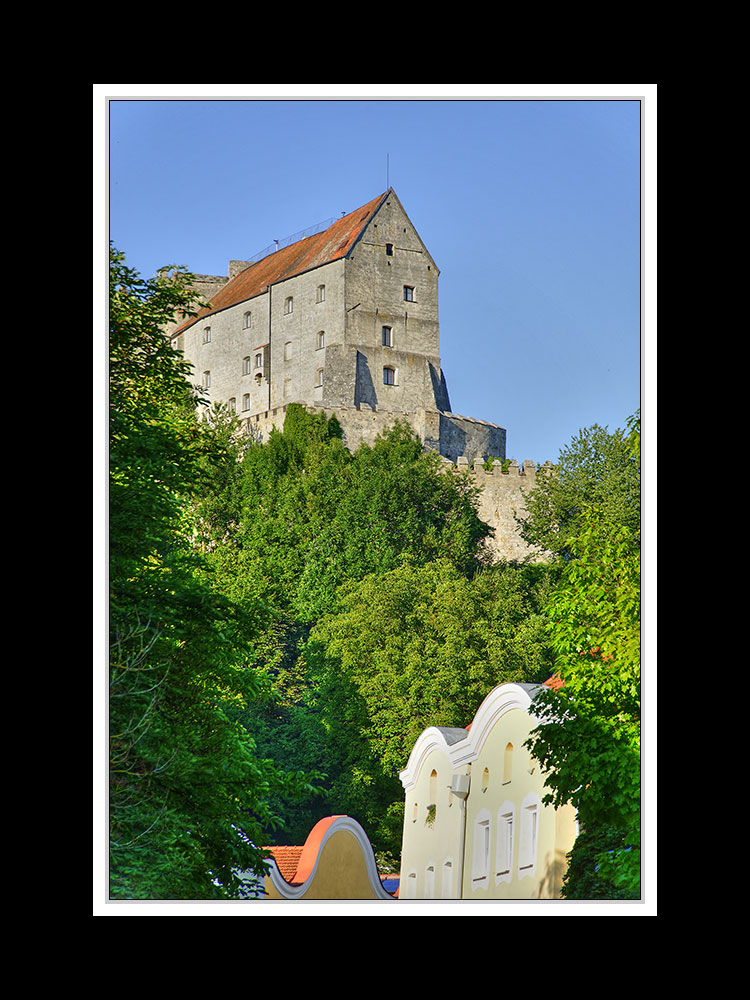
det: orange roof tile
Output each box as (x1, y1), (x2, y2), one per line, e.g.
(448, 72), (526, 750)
(264, 845), (304, 884)
(173, 191), (389, 335)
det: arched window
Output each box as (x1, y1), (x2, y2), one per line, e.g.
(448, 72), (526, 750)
(316, 331), (325, 350)
(316, 368), (324, 386)
(316, 284), (325, 302)
(441, 859), (454, 898)
(242, 393), (250, 411)
(254, 353), (263, 369)
(424, 864), (435, 899)
(429, 769), (438, 804)
(503, 743), (513, 784)
(243, 356), (252, 375)
(284, 296), (293, 314)
(202, 326), (211, 343)
(243, 311), (252, 329)
(202, 371), (210, 389)
(284, 341), (293, 361)
(481, 767), (490, 793)
(383, 366), (396, 385)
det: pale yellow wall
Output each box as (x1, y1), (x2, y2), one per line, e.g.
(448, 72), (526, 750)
(399, 746), (467, 900)
(462, 707), (575, 899)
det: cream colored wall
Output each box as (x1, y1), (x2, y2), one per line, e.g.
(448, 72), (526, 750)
(399, 747), (467, 900)
(462, 707), (575, 899)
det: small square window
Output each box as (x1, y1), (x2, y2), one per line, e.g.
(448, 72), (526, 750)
(383, 366), (395, 386)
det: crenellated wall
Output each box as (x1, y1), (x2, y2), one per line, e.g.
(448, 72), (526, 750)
(442, 456), (553, 564)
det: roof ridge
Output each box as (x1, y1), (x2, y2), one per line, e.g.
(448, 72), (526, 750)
(172, 191), (389, 336)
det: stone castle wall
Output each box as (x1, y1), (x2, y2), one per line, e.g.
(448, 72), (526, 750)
(444, 456), (551, 564)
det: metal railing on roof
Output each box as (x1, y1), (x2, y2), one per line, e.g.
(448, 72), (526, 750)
(245, 215), (340, 265)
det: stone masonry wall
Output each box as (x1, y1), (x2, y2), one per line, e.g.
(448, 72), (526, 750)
(444, 456), (551, 564)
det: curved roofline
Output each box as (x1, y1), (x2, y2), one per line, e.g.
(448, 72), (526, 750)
(265, 815), (395, 901)
(398, 683), (544, 790)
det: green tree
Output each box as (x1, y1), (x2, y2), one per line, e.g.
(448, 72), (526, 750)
(524, 412), (641, 898)
(303, 558), (555, 862)
(520, 421), (640, 559)
(109, 247), (310, 899)
(195, 409), (501, 852)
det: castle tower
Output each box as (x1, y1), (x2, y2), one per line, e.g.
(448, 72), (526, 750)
(171, 189), (505, 462)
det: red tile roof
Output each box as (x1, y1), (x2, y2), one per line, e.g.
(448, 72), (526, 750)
(264, 845), (304, 885)
(173, 191), (389, 336)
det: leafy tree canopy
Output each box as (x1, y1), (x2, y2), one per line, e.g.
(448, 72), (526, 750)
(109, 247), (312, 899)
(524, 410), (641, 898)
(520, 419), (640, 559)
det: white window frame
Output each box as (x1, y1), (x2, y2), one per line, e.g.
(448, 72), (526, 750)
(518, 794), (540, 878)
(471, 809), (491, 890)
(495, 802), (515, 884)
(441, 859), (454, 899)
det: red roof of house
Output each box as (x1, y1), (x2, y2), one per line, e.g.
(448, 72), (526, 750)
(173, 191), (389, 335)
(263, 845), (305, 885)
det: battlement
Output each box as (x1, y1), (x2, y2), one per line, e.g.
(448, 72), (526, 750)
(444, 456), (554, 480)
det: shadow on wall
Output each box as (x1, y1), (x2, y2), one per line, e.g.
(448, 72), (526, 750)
(354, 351), (378, 411)
(533, 850), (569, 900)
(428, 362), (451, 412)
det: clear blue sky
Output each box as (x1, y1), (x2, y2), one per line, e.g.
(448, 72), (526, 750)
(104, 87), (649, 467)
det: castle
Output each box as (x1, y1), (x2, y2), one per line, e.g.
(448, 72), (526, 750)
(169, 189), (546, 562)
(169, 189), (505, 463)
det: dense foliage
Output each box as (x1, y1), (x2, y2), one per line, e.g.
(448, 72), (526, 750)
(192, 406), (556, 864)
(109, 245), (641, 897)
(524, 412), (641, 898)
(109, 248), (312, 899)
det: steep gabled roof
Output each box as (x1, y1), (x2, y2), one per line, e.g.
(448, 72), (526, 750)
(172, 190), (389, 336)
